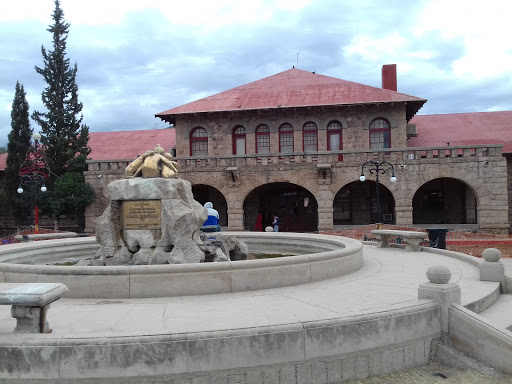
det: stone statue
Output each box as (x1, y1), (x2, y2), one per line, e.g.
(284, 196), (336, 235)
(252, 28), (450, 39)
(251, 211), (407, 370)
(125, 144), (178, 178)
(76, 144), (248, 266)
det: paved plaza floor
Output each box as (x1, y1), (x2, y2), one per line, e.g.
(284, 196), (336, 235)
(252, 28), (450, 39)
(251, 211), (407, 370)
(0, 245), (505, 337)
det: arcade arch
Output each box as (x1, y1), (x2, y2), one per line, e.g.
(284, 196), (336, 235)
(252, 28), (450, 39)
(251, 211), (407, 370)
(333, 181), (396, 225)
(243, 182), (318, 232)
(412, 178), (477, 225)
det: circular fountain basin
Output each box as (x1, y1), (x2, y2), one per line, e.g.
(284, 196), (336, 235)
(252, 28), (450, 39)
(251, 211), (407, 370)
(0, 232), (363, 298)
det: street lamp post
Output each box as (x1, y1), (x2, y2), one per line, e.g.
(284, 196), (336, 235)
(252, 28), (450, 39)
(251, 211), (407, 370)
(360, 160), (396, 223)
(17, 132), (48, 233)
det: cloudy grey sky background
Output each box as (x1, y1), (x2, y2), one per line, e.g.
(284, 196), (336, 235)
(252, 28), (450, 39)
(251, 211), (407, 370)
(1, 0), (511, 147)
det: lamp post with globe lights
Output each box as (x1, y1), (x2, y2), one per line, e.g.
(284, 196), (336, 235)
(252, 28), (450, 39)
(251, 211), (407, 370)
(359, 160), (396, 224)
(17, 132), (48, 232)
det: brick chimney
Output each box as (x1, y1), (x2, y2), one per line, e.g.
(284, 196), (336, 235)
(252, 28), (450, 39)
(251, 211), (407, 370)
(382, 64), (397, 91)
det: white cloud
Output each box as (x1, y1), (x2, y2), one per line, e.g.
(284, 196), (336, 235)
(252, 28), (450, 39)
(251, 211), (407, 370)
(415, 0), (512, 79)
(344, 32), (409, 61)
(0, 0), (311, 28)
(1, 0), (511, 147)
(407, 51), (437, 60)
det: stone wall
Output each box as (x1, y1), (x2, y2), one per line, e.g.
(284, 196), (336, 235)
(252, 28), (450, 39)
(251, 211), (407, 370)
(506, 154), (512, 228)
(84, 145), (509, 234)
(83, 98), (508, 234)
(0, 301), (440, 382)
(175, 103), (408, 157)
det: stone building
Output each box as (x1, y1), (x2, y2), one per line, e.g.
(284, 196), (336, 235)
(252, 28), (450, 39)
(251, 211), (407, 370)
(82, 65), (509, 234)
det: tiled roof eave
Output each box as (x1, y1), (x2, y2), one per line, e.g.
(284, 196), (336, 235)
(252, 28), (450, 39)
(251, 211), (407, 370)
(156, 99), (427, 120)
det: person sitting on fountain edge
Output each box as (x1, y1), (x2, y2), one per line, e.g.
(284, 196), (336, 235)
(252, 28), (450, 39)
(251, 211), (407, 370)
(201, 202), (220, 232)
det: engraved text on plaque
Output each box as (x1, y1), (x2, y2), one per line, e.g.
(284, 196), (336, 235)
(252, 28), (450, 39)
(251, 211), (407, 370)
(123, 200), (161, 230)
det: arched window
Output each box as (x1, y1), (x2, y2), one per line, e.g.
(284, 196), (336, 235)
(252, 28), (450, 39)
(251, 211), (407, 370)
(255, 124), (270, 154)
(327, 121), (343, 161)
(190, 127), (208, 156)
(303, 122), (318, 153)
(279, 123), (294, 153)
(369, 118), (391, 149)
(232, 126), (246, 155)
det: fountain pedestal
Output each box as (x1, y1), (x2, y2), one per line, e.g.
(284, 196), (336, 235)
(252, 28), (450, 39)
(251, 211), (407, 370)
(93, 178), (207, 265)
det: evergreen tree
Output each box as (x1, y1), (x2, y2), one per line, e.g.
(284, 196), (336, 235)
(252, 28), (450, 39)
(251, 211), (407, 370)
(32, 0), (90, 181)
(5, 82), (33, 228)
(49, 172), (94, 233)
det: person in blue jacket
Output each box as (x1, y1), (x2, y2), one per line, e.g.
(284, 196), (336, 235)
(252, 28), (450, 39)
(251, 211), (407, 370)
(201, 202), (220, 232)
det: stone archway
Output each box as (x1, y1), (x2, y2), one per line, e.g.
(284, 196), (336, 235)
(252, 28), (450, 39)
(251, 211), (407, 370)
(412, 178), (477, 225)
(243, 183), (318, 232)
(192, 184), (228, 227)
(334, 181), (395, 225)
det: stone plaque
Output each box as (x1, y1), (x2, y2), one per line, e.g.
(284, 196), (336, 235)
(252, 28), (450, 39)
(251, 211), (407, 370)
(122, 200), (161, 230)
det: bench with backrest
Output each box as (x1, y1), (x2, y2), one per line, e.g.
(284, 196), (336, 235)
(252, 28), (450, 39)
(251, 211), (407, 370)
(0, 283), (68, 333)
(371, 229), (427, 252)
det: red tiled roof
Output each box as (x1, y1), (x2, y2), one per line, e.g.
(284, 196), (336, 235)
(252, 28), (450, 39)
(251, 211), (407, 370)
(409, 111), (512, 153)
(0, 129), (176, 171)
(88, 129), (176, 160)
(156, 68), (426, 121)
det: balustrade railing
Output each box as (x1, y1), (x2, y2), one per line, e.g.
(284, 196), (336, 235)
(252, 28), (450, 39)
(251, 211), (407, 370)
(85, 144), (503, 172)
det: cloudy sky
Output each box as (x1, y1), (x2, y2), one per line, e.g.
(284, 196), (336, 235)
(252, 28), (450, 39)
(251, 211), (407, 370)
(0, 0), (511, 147)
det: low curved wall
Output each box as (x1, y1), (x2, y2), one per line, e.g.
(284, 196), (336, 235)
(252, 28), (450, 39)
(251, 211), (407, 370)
(0, 301), (440, 383)
(0, 232), (363, 298)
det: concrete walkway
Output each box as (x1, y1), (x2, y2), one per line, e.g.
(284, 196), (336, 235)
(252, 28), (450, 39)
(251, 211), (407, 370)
(0, 245), (502, 337)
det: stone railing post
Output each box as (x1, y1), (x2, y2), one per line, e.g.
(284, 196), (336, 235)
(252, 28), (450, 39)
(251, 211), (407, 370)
(480, 248), (505, 293)
(418, 265), (461, 334)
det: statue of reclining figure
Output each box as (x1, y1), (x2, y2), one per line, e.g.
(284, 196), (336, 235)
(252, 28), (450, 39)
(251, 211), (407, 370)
(125, 144), (178, 178)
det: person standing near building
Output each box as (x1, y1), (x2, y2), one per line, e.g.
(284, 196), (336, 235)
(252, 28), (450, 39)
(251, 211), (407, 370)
(254, 213), (263, 231)
(272, 214), (279, 232)
(202, 202), (220, 232)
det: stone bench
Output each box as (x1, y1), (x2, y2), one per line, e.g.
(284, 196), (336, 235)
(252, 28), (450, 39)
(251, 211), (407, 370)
(0, 283), (68, 333)
(14, 232), (78, 242)
(371, 229), (427, 252)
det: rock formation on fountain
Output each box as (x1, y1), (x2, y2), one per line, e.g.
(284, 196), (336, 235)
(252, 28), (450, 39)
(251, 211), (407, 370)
(78, 145), (247, 266)
(89, 177), (208, 265)
(200, 233), (248, 262)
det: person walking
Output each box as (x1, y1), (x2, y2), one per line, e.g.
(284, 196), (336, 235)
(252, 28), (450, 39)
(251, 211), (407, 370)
(201, 202), (220, 232)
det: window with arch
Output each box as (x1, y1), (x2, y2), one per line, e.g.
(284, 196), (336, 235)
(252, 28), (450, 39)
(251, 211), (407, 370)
(255, 124), (270, 154)
(303, 122), (318, 153)
(190, 127), (208, 156)
(327, 121), (343, 161)
(279, 123), (294, 153)
(369, 118), (391, 149)
(232, 126), (246, 155)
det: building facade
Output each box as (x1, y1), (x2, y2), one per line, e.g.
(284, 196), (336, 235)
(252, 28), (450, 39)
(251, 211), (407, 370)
(83, 66), (509, 234)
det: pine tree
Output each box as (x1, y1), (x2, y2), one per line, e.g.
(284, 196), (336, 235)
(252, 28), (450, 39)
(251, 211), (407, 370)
(32, 0), (90, 181)
(5, 82), (33, 227)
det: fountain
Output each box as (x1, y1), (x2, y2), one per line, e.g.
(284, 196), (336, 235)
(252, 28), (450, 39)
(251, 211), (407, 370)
(3, 146), (453, 383)
(0, 148), (508, 382)
(0, 146), (364, 298)
(83, 145), (248, 266)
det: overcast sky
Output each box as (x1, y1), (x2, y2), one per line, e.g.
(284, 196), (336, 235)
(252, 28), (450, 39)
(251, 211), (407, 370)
(1, 0), (511, 147)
